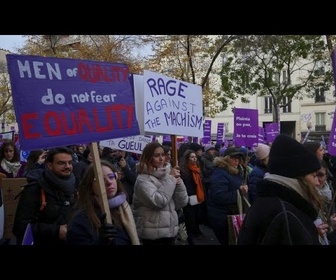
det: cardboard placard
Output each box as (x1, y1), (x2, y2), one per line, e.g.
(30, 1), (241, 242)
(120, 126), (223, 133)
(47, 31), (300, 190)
(1, 178), (27, 239)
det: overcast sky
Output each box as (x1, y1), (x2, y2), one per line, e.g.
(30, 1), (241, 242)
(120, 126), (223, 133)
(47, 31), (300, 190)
(0, 35), (26, 52)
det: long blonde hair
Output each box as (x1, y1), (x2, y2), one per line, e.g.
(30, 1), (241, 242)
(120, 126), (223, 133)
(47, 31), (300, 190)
(297, 176), (325, 216)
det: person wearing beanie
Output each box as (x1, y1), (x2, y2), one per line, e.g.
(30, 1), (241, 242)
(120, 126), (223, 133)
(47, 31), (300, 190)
(201, 145), (216, 177)
(206, 146), (248, 245)
(303, 141), (325, 161)
(247, 143), (270, 204)
(238, 134), (325, 245)
(303, 141), (335, 191)
(254, 143), (270, 161)
(189, 143), (203, 155)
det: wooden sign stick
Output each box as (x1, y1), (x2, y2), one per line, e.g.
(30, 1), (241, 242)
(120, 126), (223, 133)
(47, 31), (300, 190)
(171, 135), (178, 167)
(89, 142), (112, 224)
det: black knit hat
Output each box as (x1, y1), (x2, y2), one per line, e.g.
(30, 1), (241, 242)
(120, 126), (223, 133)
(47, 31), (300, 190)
(189, 143), (203, 152)
(268, 134), (321, 178)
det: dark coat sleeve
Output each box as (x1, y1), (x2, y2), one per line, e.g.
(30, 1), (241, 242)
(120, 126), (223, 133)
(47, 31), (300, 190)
(67, 210), (101, 245)
(13, 183), (66, 245)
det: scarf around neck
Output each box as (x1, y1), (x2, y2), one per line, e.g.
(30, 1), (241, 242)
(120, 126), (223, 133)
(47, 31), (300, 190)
(1, 159), (21, 177)
(263, 172), (309, 202)
(108, 192), (127, 209)
(188, 163), (205, 203)
(44, 169), (76, 198)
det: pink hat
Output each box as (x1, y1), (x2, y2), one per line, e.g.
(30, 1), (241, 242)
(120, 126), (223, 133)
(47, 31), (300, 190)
(253, 143), (270, 160)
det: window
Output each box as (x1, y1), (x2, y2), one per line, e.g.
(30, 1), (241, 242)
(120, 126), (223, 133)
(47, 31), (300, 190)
(282, 96), (291, 113)
(265, 96), (272, 114)
(282, 70), (287, 85)
(315, 87), (326, 103)
(315, 112), (326, 131)
(314, 60), (325, 76)
(224, 123), (229, 133)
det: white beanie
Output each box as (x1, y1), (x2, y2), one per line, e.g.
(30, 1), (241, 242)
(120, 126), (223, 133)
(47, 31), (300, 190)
(253, 143), (270, 160)
(204, 144), (215, 152)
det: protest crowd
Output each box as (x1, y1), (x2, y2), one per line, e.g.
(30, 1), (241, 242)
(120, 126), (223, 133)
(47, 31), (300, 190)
(1, 134), (336, 246)
(2, 53), (336, 246)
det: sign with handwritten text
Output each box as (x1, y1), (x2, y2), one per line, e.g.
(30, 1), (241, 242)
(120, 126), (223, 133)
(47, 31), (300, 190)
(100, 135), (153, 154)
(6, 54), (139, 150)
(0, 131), (14, 146)
(142, 70), (203, 137)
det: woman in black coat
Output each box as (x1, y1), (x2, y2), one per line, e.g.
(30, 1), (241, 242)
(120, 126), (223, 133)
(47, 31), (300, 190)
(237, 134), (324, 245)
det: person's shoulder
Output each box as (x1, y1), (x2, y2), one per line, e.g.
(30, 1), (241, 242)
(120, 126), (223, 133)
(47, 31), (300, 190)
(15, 181), (40, 200)
(21, 181), (40, 192)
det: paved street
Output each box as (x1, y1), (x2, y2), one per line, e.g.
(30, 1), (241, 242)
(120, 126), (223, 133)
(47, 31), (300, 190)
(193, 224), (220, 245)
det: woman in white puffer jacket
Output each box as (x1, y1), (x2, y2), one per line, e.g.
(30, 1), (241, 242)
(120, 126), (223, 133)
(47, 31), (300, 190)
(132, 142), (188, 245)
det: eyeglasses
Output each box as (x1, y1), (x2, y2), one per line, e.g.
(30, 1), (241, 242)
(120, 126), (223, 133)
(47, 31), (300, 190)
(95, 173), (118, 182)
(103, 173), (118, 182)
(317, 172), (326, 178)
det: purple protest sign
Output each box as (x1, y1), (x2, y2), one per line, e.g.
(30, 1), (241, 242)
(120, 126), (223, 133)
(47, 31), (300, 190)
(328, 108), (336, 156)
(331, 49), (336, 93)
(233, 108), (258, 147)
(22, 223), (34, 245)
(162, 135), (171, 143)
(216, 123), (224, 145)
(202, 120), (212, 144)
(6, 54), (139, 150)
(265, 123), (280, 143)
(258, 126), (266, 143)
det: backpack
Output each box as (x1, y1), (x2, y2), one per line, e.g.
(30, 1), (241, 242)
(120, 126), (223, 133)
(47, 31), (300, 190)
(15, 184), (47, 211)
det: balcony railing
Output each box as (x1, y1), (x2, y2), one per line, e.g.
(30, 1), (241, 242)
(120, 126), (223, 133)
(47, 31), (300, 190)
(315, 125), (326, 132)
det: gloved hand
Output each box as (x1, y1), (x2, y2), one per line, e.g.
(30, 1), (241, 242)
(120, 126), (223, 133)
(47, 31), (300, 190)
(99, 213), (117, 245)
